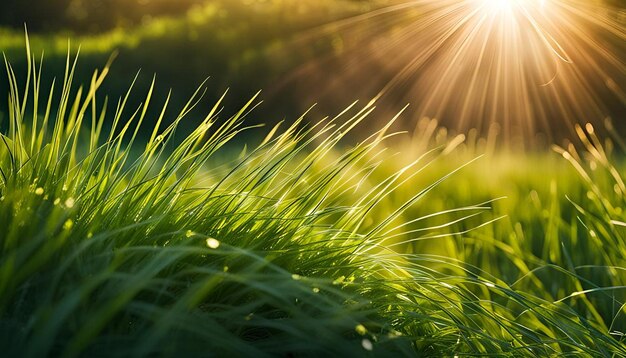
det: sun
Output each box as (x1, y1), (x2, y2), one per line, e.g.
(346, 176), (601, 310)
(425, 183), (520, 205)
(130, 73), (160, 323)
(274, 0), (624, 144)
(482, 0), (516, 13)
(479, 0), (546, 15)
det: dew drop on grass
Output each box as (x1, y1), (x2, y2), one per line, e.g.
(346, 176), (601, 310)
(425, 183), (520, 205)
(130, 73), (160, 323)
(361, 338), (373, 351)
(312, 287), (320, 293)
(186, 230), (194, 238)
(54, 198), (61, 205)
(65, 198), (75, 208)
(291, 274), (302, 280)
(63, 219), (74, 230)
(35, 187), (44, 195)
(333, 276), (346, 285)
(355, 324), (367, 336)
(206, 238), (220, 249)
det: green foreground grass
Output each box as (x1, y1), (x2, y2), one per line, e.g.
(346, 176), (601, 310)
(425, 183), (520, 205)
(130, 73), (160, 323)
(1, 41), (625, 357)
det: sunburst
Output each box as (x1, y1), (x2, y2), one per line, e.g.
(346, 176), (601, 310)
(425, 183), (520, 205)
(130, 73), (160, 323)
(269, 0), (625, 145)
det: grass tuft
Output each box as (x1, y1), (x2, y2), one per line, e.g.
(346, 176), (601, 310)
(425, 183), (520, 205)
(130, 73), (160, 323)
(0, 37), (624, 357)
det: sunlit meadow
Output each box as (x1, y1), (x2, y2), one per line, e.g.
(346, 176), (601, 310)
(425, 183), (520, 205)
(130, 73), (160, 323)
(0, 0), (625, 356)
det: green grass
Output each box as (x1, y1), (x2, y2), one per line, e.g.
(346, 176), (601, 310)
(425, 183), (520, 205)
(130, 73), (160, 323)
(1, 38), (625, 357)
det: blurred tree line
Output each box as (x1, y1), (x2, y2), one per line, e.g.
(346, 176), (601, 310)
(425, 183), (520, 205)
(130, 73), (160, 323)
(0, 0), (206, 33)
(3, 0), (622, 34)
(0, 0), (372, 141)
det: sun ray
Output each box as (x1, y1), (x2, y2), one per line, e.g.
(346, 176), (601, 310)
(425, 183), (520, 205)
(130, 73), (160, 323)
(268, 0), (625, 146)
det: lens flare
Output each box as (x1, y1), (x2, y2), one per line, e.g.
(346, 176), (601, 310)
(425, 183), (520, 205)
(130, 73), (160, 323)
(270, 0), (625, 145)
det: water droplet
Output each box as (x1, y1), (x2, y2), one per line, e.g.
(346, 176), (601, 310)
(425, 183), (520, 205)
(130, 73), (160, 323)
(63, 219), (74, 230)
(355, 324), (367, 336)
(34, 187), (44, 195)
(333, 276), (345, 285)
(186, 230), (194, 238)
(291, 274), (302, 280)
(361, 338), (373, 351)
(312, 287), (320, 293)
(206, 238), (220, 249)
(65, 198), (75, 208)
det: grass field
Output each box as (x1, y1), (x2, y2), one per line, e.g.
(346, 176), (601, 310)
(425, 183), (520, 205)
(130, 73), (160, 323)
(0, 31), (625, 356)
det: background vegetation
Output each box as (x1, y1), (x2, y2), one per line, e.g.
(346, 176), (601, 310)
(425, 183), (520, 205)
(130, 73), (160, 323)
(2, 0), (620, 141)
(0, 0), (380, 134)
